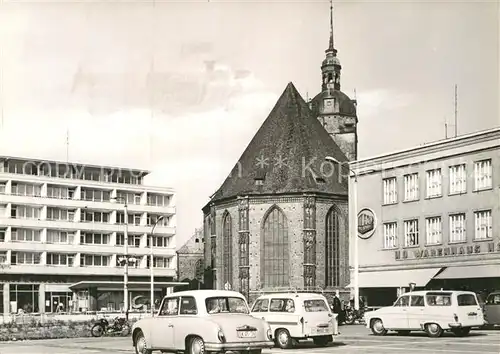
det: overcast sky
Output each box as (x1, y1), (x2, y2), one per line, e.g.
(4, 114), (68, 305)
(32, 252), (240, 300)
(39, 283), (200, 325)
(0, 0), (498, 247)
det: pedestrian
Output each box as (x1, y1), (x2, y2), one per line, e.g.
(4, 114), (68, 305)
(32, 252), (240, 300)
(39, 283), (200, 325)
(332, 291), (342, 332)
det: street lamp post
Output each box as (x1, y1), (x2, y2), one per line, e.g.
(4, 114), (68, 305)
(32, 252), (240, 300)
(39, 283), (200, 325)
(325, 156), (360, 311)
(150, 215), (165, 317)
(112, 196), (129, 321)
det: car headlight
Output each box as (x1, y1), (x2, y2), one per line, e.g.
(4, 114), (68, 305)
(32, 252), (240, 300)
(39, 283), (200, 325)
(217, 328), (226, 343)
(267, 328), (273, 340)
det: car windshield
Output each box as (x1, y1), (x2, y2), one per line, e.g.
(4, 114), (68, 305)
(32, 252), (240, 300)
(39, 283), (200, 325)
(304, 299), (329, 312)
(205, 297), (249, 314)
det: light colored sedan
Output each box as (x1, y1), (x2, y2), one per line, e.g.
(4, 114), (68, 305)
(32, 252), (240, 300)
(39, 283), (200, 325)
(131, 290), (274, 354)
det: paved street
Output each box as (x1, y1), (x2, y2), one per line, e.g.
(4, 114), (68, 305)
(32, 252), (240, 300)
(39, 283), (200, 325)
(0, 325), (498, 354)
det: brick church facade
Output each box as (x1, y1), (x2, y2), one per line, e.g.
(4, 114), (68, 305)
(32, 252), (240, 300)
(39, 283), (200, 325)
(197, 4), (359, 303)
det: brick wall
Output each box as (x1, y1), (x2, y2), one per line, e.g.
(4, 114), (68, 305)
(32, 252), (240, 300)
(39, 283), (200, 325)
(177, 253), (203, 281)
(203, 194), (350, 299)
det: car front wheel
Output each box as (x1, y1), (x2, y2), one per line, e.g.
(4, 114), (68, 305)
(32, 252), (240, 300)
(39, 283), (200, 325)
(134, 331), (152, 354)
(275, 328), (292, 349)
(188, 336), (206, 354)
(370, 319), (387, 336)
(424, 323), (443, 338)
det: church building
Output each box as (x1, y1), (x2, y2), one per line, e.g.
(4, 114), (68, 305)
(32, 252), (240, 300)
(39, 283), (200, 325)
(201, 4), (358, 303)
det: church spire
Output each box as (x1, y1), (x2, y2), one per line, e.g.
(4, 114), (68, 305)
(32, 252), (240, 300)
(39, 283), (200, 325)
(328, 0), (334, 51)
(321, 0), (341, 91)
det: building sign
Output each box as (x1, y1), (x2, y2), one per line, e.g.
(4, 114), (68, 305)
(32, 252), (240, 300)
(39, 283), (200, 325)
(357, 208), (376, 239)
(395, 241), (500, 261)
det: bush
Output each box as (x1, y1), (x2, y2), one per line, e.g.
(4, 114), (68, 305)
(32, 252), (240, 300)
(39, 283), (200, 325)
(0, 319), (96, 341)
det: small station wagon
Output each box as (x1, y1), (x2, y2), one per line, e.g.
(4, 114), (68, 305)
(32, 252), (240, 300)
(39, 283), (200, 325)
(131, 290), (274, 354)
(364, 290), (485, 337)
(484, 291), (500, 327)
(250, 293), (337, 349)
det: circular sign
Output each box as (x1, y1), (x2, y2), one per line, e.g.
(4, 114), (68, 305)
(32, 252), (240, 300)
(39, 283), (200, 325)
(357, 208), (377, 239)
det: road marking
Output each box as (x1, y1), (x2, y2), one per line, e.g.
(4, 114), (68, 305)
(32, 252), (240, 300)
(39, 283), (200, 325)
(344, 344), (500, 354)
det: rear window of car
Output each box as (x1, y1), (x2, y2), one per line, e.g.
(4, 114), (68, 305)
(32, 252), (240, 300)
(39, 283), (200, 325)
(304, 299), (329, 312)
(205, 297), (249, 314)
(269, 298), (296, 313)
(426, 293), (452, 306)
(487, 294), (500, 305)
(457, 294), (478, 306)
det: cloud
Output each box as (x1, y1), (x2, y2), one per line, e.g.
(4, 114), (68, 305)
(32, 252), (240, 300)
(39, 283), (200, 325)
(356, 89), (414, 118)
(0, 59), (278, 244)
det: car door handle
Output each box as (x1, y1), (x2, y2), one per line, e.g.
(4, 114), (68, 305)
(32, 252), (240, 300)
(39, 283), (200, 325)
(168, 324), (174, 328)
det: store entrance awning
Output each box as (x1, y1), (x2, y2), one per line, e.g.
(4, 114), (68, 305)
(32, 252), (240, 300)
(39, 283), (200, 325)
(69, 281), (189, 291)
(434, 264), (500, 280)
(346, 268), (443, 288)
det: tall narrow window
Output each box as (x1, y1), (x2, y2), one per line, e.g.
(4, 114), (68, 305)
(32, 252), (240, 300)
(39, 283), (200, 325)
(261, 206), (289, 288)
(449, 213), (466, 243)
(383, 177), (397, 204)
(325, 206), (340, 287)
(404, 219), (419, 247)
(474, 210), (492, 240)
(426, 169), (442, 198)
(404, 173), (419, 201)
(474, 159), (492, 190)
(425, 216), (442, 245)
(222, 212), (233, 287)
(383, 222), (397, 249)
(449, 164), (466, 194)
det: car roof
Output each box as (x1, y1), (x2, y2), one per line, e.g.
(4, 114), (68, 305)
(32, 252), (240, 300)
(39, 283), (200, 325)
(401, 290), (477, 296)
(254, 292), (327, 300)
(165, 290), (245, 299)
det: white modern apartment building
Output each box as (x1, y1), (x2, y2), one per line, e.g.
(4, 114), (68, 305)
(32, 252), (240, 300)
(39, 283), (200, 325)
(0, 156), (177, 315)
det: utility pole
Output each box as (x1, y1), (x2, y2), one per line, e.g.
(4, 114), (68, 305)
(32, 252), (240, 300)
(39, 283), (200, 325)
(454, 84), (458, 137)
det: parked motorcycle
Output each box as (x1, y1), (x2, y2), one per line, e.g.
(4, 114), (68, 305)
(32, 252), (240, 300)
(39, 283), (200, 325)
(91, 315), (131, 337)
(342, 303), (366, 325)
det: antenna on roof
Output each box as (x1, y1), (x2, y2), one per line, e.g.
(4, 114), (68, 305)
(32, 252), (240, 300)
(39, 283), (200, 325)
(66, 128), (70, 162)
(0, 51), (3, 130)
(454, 84), (458, 137)
(354, 88), (357, 100)
(444, 117), (448, 139)
(306, 91), (309, 102)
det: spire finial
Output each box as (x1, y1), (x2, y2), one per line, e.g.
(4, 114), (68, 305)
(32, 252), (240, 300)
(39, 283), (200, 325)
(329, 0), (334, 50)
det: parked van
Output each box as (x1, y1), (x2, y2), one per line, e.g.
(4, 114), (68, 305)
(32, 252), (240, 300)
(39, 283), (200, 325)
(250, 293), (338, 349)
(484, 291), (500, 327)
(364, 290), (485, 337)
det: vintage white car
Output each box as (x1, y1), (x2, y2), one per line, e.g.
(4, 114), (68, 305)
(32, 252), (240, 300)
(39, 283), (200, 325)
(131, 290), (274, 354)
(250, 293), (338, 349)
(364, 290), (485, 337)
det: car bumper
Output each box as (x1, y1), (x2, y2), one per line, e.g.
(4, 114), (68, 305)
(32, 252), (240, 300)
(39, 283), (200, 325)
(205, 340), (275, 352)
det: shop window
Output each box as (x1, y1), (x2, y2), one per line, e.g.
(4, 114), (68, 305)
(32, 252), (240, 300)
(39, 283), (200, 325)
(9, 284), (40, 313)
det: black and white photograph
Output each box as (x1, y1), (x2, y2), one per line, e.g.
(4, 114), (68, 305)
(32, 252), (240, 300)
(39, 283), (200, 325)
(0, 0), (498, 353)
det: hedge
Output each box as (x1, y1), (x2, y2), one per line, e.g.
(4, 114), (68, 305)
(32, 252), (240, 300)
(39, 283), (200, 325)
(0, 318), (138, 341)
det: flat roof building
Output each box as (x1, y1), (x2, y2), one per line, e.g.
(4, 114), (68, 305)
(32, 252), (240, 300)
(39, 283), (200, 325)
(349, 127), (500, 306)
(0, 155), (177, 315)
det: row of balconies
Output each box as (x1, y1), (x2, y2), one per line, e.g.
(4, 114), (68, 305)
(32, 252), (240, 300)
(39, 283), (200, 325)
(0, 182), (176, 214)
(0, 164), (148, 187)
(0, 228), (176, 253)
(0, 250), (177, 277)
(0, 205), (176, 235)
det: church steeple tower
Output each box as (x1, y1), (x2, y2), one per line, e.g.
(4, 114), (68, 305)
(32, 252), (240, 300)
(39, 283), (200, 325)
(321, 0), (341, 92)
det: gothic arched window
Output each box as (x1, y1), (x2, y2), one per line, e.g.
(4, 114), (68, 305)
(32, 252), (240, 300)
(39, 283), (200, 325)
(194, 259), (203, 281)
(222, 212), (233, 286)
(325, 206), (341, 287)
(261, 206), (289, 288)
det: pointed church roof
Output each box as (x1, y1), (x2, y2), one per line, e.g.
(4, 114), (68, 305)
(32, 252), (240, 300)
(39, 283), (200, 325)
(207, 82), (349, 205)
